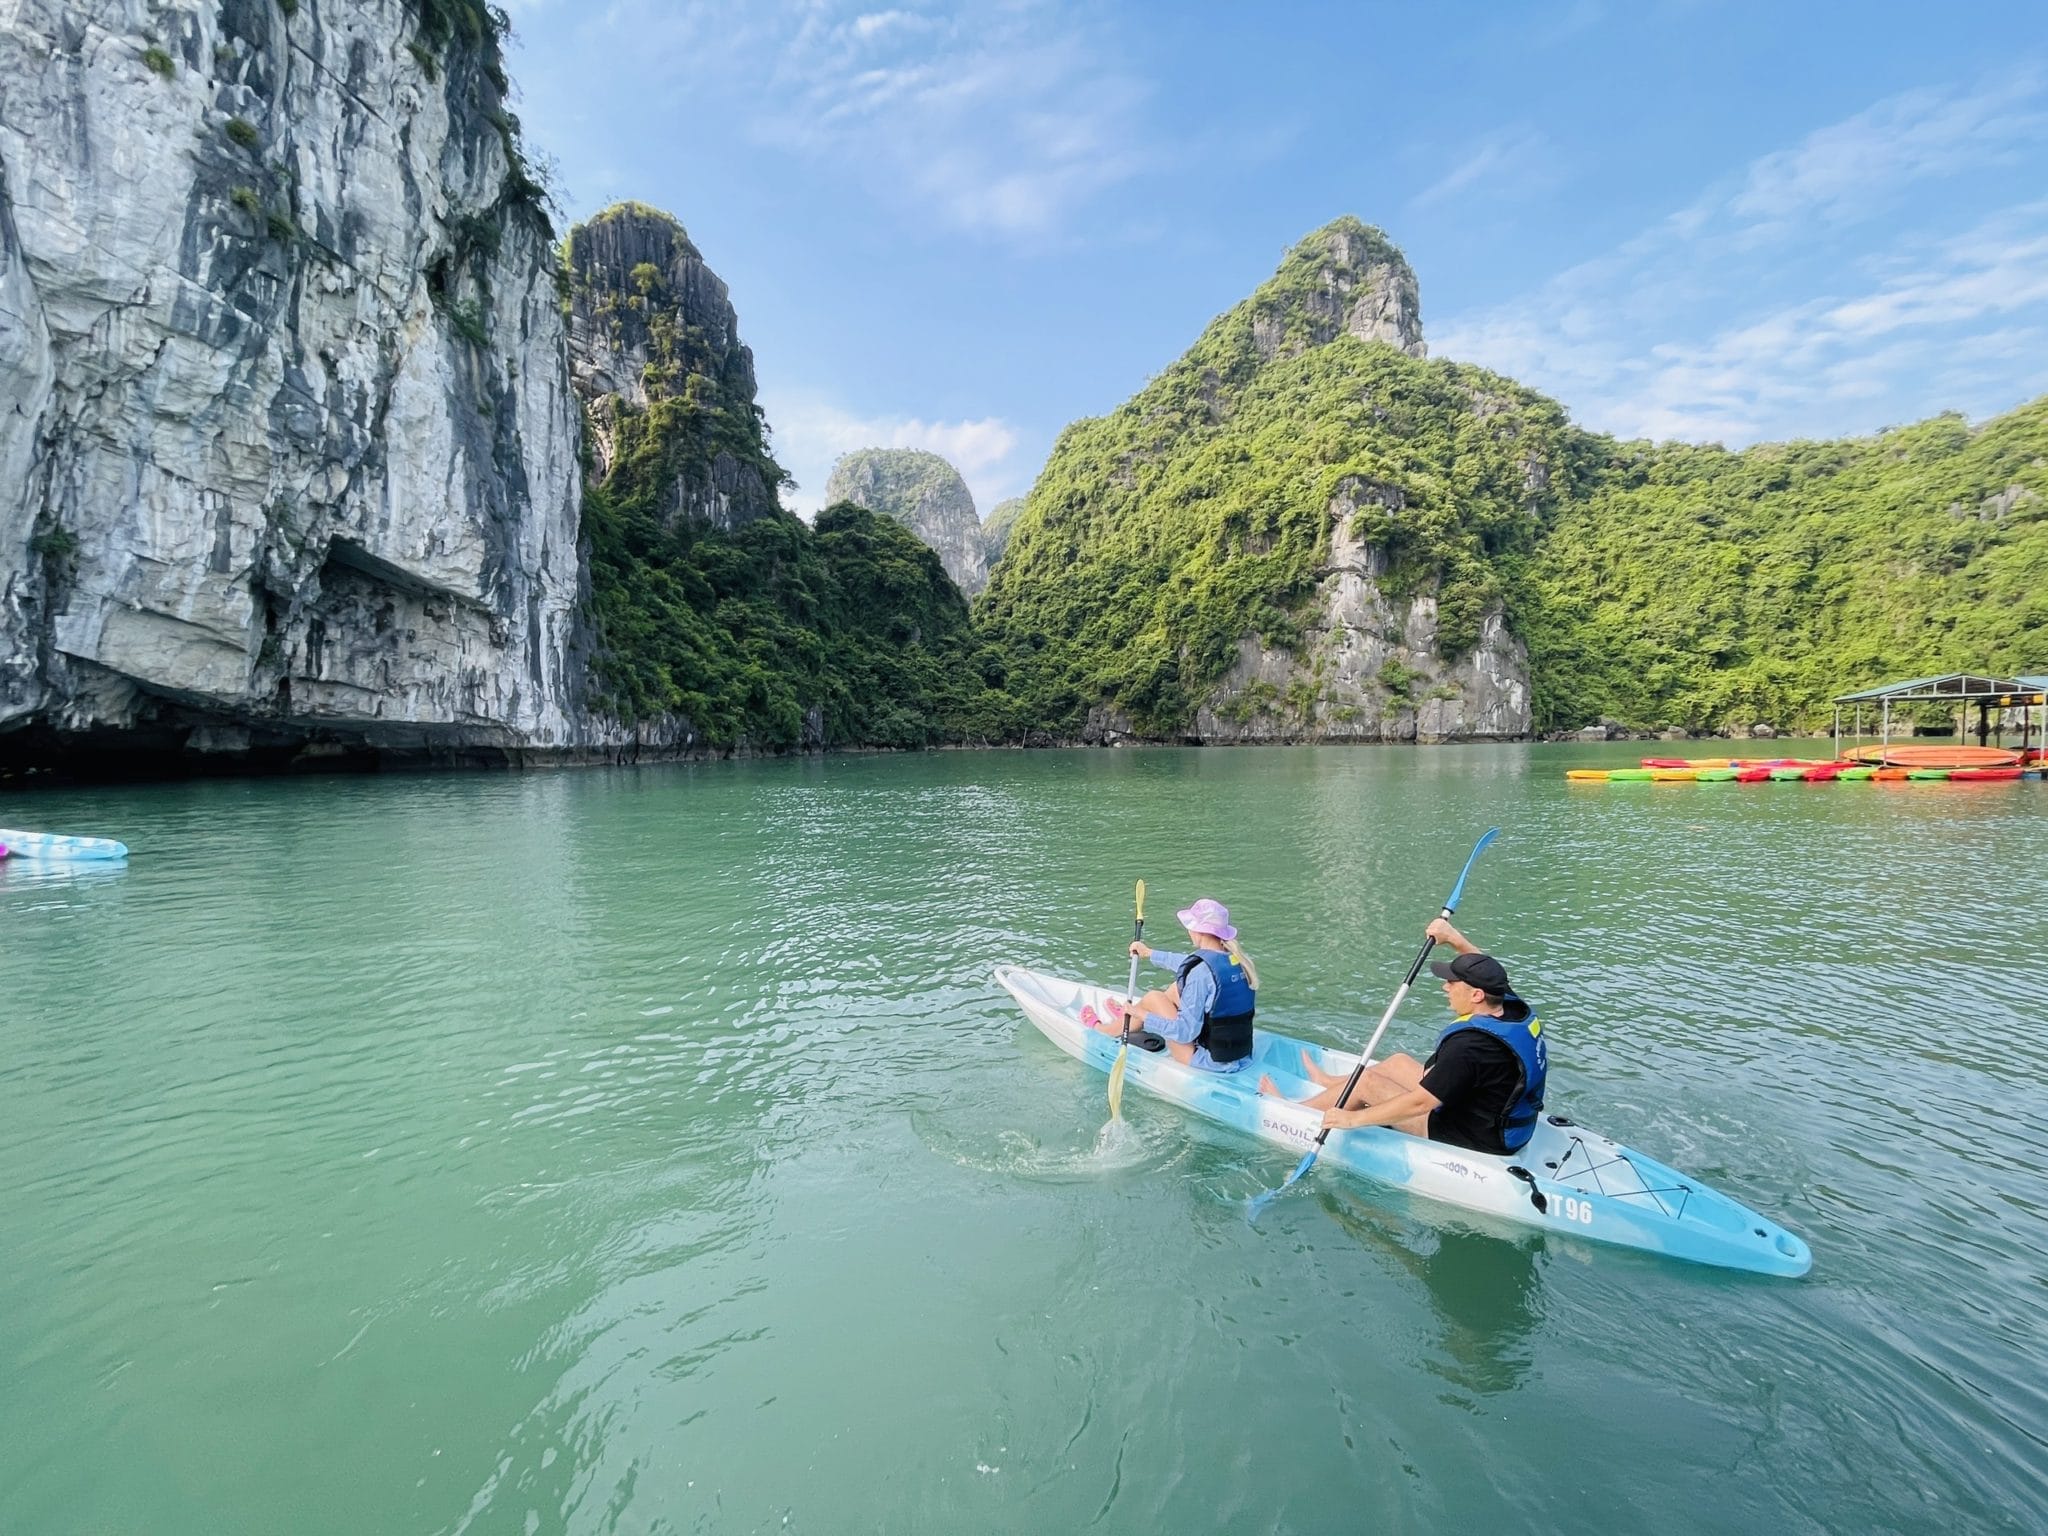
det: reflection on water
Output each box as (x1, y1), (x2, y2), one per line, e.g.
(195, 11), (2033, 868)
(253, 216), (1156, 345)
(1320, 1190), (1543, 1399)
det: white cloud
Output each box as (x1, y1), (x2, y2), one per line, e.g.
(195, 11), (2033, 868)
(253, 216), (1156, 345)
(1433, 73), (2048, 446)
(1411, 126), (1560, 209)
(1722, 69), (2045, 231)
(760, 11), (1153, 241)
(761, 386), (1026, 518)
(525, 0), (1153, 242)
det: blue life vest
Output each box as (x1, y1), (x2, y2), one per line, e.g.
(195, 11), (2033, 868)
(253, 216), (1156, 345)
(1176, 949), (1257, 1064)
(1436, 998), (1546, 1151)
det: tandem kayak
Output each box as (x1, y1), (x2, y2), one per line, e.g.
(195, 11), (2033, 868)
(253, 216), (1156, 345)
(0, 827), (130, 861)
(994, 965), (1812, 1278)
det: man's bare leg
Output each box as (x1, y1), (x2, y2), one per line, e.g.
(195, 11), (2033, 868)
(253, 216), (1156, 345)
(1260, 1052), (1426, 1108)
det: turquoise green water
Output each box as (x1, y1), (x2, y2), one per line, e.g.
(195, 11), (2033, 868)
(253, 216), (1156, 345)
(3, 746), (2045, 1533)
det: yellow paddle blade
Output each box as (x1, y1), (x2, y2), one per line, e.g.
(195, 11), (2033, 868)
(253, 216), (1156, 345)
(1135, 879), (1145, 920)
(1107, 1042), (1128, 1120)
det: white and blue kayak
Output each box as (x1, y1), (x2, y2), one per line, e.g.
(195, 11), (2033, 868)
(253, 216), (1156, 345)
(0, 827), (130, 861)
(995, 965), (1811, 1278)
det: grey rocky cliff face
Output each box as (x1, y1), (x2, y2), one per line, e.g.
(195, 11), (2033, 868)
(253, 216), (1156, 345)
(0, 0), (601, 765)
(1250, 222), (1426, 363)
(1191, 477), (1529, 743)
(824, 448), (987, 596)
(565, 204), (777, 531)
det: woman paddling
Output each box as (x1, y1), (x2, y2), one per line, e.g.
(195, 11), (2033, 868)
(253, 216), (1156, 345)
(1086, 898), (1259, 1074)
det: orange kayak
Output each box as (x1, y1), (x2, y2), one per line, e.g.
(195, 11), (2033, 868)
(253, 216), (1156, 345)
(1842, 744), (2021, 768)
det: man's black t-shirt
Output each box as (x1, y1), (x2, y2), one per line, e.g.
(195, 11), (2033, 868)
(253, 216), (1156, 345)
(1420, 1026), (1527, 1154)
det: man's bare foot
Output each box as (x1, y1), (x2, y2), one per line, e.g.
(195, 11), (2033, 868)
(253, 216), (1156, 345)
(1258, 1073), (1284, 1098)
(1300, 1048), (1342, 1088)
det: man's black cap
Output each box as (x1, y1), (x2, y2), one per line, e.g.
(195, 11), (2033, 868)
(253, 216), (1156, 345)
(1429, 951), (1511, 996)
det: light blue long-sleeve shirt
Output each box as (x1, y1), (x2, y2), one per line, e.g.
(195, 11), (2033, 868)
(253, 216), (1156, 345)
(1146, 949), (1248, 1073)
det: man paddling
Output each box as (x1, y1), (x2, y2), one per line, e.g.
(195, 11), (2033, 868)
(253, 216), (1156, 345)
(1259, 918), (1547, 1154)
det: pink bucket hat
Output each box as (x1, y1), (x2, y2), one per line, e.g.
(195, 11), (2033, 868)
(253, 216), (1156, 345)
(1176, 897), (1237, 942)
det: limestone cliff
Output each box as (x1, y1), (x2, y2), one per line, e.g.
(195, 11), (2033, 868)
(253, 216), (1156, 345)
(564, 203), (779, 531)
(982, 497), (1024, 569)
(1193, 477), (1529, 744)
(979, 217), (1545, 743)
(824, 449), (987, 596)
(0, 0), (591, 769)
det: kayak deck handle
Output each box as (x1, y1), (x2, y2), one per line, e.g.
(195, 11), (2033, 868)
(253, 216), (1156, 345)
(1507, 1166), (1548, 1214)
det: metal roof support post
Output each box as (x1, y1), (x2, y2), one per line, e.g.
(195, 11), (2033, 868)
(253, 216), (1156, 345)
(1882, 699), (1891, 765)
(1833, 705), (1841, 760)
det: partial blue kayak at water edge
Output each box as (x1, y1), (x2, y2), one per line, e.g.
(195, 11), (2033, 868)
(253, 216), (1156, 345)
(0, 826), (129, 860)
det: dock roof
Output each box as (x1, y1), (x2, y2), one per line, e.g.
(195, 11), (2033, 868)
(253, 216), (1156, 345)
(1833, 672), (2048, 704)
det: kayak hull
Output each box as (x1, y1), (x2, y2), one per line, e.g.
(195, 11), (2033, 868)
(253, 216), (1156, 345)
(0, 827), (129, 861)
(995, 965), (1811, 1277)
(1843, 744), (2020, 768)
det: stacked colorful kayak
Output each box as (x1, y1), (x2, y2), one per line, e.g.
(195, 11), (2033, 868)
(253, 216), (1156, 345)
(994, 965), (1812, 1277)
(1566, 751), (2041, 786)
(0, 827), (130, 861)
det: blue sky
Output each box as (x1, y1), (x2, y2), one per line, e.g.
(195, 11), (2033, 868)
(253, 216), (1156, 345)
(503, 1), (2048, 516)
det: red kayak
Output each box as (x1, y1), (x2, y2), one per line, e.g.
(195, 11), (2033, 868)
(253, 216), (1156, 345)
(1948, 767), (2024, 782)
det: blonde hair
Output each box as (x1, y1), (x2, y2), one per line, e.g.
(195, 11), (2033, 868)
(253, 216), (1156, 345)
(1226, 938), (1260, 990)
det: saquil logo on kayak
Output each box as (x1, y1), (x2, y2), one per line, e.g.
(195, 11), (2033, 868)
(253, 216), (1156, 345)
(1258, 1107), (1320, 1149)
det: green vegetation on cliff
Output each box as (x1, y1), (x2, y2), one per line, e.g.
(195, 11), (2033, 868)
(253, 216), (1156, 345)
(584, 480), (993, 747)
(578, 207), (2047, 747)
(573, 205), (997, 748)
(982, 498), (1025, 566)
(975, 216), (2048, 738)
(977, 218), (1581, 736)
(1515, 404), (2048, 732)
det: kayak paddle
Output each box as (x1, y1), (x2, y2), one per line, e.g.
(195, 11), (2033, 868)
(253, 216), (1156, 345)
(1107, 879), (1145, 1120)
(1247, 827), (1500, 1219)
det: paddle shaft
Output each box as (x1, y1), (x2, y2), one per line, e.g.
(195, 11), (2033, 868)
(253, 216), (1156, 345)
(1121, 893), (1146, 1042)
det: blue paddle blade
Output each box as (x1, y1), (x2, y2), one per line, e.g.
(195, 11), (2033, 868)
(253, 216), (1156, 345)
(1246, 1148), (1320, 1222)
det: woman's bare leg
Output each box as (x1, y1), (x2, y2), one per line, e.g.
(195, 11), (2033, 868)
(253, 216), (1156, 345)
(1091, 985), (1180, 1035)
